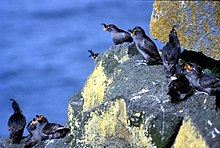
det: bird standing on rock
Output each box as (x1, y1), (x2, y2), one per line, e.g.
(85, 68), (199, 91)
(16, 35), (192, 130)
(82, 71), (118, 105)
(88, 49), (99, 60)
(36, 115), (70, 140)
(129, 26), (162, 65)
(184, 64), (220, 96)
(101, 23), (133, 45)
(25, 118), (41, 148)
(167, 61), (193, 102)
(167, 75), (193, 102)
(8, 98), (26, 144)
(162, 26), (181, 77)
(184, 64), (220, 111)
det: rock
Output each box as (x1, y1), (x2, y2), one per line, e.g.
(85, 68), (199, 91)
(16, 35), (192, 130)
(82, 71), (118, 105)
(174, 110), (220, 147)
(150, 1), (220, 60)
(0, 136), (74, 148)
(68, 43), (219, 147)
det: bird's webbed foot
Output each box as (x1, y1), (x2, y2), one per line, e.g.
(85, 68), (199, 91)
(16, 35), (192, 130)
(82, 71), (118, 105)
(134, 60), (147, 66)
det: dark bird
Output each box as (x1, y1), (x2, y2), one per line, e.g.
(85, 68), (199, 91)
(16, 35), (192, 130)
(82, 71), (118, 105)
(174, 60), (188, 78)
(184, 64), (220, 96)
(167, 76), (193, 102)
(88, 49), (99, 60)
(8, 98), (26, 144)
(167, 61), (193, 102)
(25, 118), (41, 148)
(101, 23), (133, 45)
(36, 115), (70, 140)
(184, 64), (220, 111)
(162, 26), (181, 77)
(129, 26), (162, 65)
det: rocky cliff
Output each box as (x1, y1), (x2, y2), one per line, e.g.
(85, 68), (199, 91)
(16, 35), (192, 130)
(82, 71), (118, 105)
(1, 43), (219, 148)
(68, 43), (220, 147)
(150, 1), (220, 60)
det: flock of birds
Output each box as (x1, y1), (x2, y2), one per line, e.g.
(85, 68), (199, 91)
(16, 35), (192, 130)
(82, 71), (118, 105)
(89, 23), (220, 109)
(7, 99), (70, 147)
(6, 23), (220, 148)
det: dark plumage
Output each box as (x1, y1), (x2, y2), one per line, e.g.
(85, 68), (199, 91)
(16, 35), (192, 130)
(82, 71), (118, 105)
(88, 49), (99, 60)
(167, 76), (193, 102)
(36, 115), (70, 140)
(162, 26), (181, 77)
(129, 26), (162, 65)
(101, 23), (133, 45)
(25, 118), (41, 148)
(175, 60), (187, 78)
(184, 64), (220, 96)
(8, 99), (26, 144)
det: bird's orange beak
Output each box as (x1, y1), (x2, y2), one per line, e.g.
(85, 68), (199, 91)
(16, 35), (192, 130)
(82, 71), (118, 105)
(187, 66), (193, 71)
(37, 116), (42, 121)
(131, 31), (136, 36)
(103, 27), (108, 31)
(32, 121), (38, 126)
(184, 65), (193, 71)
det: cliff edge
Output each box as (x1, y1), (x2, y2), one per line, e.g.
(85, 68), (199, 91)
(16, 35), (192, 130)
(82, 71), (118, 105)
(68, 43), (220, 147)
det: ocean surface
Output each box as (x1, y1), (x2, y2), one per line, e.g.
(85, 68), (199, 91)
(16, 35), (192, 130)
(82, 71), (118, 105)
(0, 0), (164, 137)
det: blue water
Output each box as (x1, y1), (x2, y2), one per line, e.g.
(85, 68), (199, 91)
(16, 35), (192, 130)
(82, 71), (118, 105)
(0, 0), (164, 137)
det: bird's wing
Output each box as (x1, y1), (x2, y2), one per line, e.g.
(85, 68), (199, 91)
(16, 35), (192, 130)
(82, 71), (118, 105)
(162, 43), (180, 64)
(8, 114), (26, 133)
(113, 32), (133, 44)
(88, 50), (94, 55)
(199, 74), (220, 88)
(42, 123), (64, 134)
(140, 38), (161, 60)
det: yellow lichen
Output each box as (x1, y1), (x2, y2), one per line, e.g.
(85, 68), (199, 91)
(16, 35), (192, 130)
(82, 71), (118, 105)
(82, 98), (154, 147)
(215, 3), (220, 26)
(114, 53), (130, 64)
(174, 117), (208, 148)
(82, 61), (113, 111)
(128, 114), (156, 147)
(218, 36), (220, 49)
(150, 1), (220, 60)
(68, 103), (74, 134)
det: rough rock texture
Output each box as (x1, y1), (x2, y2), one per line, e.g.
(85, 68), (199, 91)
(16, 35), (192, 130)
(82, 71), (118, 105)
(68, 43), (220, 147)
(174, 110), (220, 148)
(150, 1), (220, 60)
(0, 135), (73, 148)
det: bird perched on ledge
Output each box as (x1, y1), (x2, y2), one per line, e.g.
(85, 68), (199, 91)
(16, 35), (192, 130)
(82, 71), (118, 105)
(184, 64), (220, 96)
(101, 23), (133, 45)
(129, 26), (162, 65)
(88, 49), (99, 60)
(36, 115), (70, 140)
(8, 99), (26, 144)
(25, 118), (41, 148)
(162, 26), (181, 77)
(167, 75), (193, 102)
(167, 62), (193, 102)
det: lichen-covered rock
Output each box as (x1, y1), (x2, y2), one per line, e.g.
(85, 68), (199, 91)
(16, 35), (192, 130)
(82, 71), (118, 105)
(68, 43), (218, 147)
(150, 1), (220, 60)
(174, 110), (220, 148)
